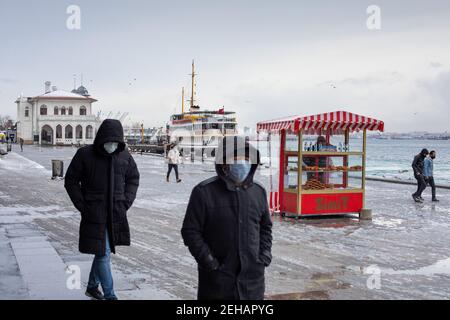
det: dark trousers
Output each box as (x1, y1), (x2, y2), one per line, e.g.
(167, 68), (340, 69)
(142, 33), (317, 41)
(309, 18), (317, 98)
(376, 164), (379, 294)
(413, 174), (427, 198)
(426, 176), (437, 199)
(167, 164), (179, 180)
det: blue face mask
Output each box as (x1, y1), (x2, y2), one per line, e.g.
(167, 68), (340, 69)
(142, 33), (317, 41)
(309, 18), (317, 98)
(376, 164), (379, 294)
(104, 142), (119, 154)
(228, 160), (252, 183)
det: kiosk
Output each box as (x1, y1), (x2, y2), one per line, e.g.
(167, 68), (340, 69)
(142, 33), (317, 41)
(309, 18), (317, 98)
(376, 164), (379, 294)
(257, 111), (384, 218)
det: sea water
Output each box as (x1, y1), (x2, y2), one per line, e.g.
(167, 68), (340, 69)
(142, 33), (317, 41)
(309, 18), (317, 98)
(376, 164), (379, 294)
(254, 139), (450, 185)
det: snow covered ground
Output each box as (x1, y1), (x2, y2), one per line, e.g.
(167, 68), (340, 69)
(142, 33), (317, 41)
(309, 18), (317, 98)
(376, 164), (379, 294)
(1, 144), (450, 299)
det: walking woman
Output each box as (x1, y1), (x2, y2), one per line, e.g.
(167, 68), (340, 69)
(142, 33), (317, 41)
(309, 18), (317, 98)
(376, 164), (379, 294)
(167, 144), (182, 183)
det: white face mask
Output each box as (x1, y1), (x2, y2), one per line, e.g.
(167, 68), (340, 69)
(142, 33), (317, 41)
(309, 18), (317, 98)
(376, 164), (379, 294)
(104, 142), (119, 154)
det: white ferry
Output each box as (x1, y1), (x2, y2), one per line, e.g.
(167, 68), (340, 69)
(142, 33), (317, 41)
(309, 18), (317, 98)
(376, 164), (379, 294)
(167, 61), (238, 157)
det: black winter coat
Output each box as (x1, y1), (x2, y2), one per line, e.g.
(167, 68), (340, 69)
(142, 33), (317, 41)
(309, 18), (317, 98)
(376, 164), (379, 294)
(65, 119), (140, 255)
(412, 154), (425, 176)
(181, 137), (273, 300)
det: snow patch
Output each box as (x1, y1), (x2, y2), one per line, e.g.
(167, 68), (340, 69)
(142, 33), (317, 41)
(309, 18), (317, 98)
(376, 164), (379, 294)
(0, 152), (52, 175)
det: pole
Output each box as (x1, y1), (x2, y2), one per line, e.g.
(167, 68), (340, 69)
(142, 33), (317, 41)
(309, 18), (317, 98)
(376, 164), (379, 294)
(190, 60), (195, 109)
(297, 130), (303, 215)
(362, 129), (367, 208)
(279, 130), (286, 214)
(182, 87), (185, 114)
(344, 129), (349, 188)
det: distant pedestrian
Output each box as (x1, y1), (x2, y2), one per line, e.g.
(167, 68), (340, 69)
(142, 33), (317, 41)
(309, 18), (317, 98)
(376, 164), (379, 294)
(181, 136), (273, 300)
(65, 119), (140, 300)
(412, 148), (429, 203)
(167, 144), (182, 183)
(19, 138), (24, 152)
(424, 150), (439, 202)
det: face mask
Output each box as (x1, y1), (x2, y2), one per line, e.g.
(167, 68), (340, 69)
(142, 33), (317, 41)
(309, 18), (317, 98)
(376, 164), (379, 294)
(104, 142), (119, 154)
(228, 160), (252, 183)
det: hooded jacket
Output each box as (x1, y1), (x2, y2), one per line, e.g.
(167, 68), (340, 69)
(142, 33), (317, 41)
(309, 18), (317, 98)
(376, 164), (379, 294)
(64, 119), (140, 255)
(181, 136), (273, 300)
(412, 149), (428, 176)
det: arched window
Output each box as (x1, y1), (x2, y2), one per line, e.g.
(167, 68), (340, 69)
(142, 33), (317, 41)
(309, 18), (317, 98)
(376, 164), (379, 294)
(61, 107), (66, 116)
(80, 106), (87, 116)
(40, 105), (47, 116)
(65, 125), (73, 139)
(25, 107), (29, 117)
(56, 125), (62, 139)
(76, 125), (83, 139)
(86, 125), (94, 139)
(54, 106), (59, 115)
(68, 107), (73, 116)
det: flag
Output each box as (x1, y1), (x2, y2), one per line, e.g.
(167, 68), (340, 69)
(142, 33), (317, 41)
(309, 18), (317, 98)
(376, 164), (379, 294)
(218, 107), (225, 114)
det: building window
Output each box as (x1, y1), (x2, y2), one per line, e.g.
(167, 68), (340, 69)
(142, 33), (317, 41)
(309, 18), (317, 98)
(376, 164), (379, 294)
(56, 125), (62, 139)
(25, 107), (29, 117)
(54, 107), (59, 115)
(65, 125), (73, 139)
(80, 106), (87, 116)
(61, 107), (66, 116)
(86, 125), (94, 139)
(40, 105), (47, 116)
(68, 107), (73, 116)
(76, 125), (83, 139)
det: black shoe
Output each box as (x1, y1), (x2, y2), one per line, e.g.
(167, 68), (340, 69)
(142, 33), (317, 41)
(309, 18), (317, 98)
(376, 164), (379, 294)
(432, 198), (440, 202)
(105, 295), (118, 300)
(86, 287), (105, 300)
(166, 177), (169, 182)
(419, 196), (424, 201)
(177, 179), (182, 183)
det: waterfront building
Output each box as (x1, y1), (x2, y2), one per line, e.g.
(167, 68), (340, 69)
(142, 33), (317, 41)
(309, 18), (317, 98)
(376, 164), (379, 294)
(16, 81), (98, 145)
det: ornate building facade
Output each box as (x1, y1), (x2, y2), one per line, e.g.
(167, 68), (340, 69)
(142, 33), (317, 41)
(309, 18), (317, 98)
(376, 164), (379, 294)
(16, 81), (98, 145)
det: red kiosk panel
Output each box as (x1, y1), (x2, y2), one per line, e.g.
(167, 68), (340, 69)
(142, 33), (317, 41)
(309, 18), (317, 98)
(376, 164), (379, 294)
(301, 193), (363, 215)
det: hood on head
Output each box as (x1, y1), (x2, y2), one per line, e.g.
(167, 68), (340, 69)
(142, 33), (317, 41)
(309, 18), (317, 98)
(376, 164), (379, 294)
(215, 136), (260, 189)
(420, 148), (429, 157)
(94, 119), (126, 155)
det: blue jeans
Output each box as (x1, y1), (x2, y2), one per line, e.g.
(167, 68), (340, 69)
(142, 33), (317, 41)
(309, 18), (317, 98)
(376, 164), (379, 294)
(87, 231), (117, 299)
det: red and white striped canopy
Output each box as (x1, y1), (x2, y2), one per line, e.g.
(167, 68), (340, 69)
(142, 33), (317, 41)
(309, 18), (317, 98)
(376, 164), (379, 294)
(257, 111), (384, 134)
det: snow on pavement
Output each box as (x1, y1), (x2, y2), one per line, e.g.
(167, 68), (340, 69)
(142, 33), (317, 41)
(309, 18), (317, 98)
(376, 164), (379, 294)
(1, 146), (450, 299)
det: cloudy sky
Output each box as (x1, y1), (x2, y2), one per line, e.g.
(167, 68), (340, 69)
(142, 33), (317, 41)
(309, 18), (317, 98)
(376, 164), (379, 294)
(0, 0), (449, 132)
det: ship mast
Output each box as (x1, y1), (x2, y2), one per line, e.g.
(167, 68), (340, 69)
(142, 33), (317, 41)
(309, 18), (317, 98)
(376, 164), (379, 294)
(181, 87), (185, 114)
(190, 60), (196, 110)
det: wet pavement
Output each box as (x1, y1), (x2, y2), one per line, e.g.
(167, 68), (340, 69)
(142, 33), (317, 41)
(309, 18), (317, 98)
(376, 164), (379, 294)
(1, 145), (450, 299)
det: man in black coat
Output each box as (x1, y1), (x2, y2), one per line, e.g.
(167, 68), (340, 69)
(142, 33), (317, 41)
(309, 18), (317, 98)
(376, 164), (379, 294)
(181, 136), (273, 300)
(412, 148), (429, 203)
(65, 119), (140, 300)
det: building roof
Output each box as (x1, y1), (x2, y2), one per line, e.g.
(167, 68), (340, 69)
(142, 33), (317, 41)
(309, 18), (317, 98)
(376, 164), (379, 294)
(32, 90), (97, 102)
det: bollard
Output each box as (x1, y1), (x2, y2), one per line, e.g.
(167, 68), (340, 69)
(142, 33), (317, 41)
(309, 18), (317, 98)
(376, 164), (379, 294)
(51, 160), (64, 179)
(359, 208), (373, 220)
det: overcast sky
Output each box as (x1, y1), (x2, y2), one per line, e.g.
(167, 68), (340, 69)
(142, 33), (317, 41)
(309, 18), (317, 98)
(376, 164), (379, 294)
(0, 0), (449, 132)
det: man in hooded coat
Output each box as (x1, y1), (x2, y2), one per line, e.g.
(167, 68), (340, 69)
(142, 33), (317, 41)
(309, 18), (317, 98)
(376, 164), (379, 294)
(65, 119), (140, 300)
(181, 136), (273, 300)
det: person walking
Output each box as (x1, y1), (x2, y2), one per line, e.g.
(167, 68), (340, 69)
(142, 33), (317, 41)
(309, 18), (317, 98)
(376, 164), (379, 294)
(424, 150), (439, 202)
(64, 119), (140, 300)
(167, 144), (182, 183)
(412, 148), (429, 203)
(181, 136), (273, 300)
(19, 138), (24, 152)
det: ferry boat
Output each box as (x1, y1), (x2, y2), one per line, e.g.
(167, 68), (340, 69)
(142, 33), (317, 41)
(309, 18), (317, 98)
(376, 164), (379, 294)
(167, 61), (238, 157)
